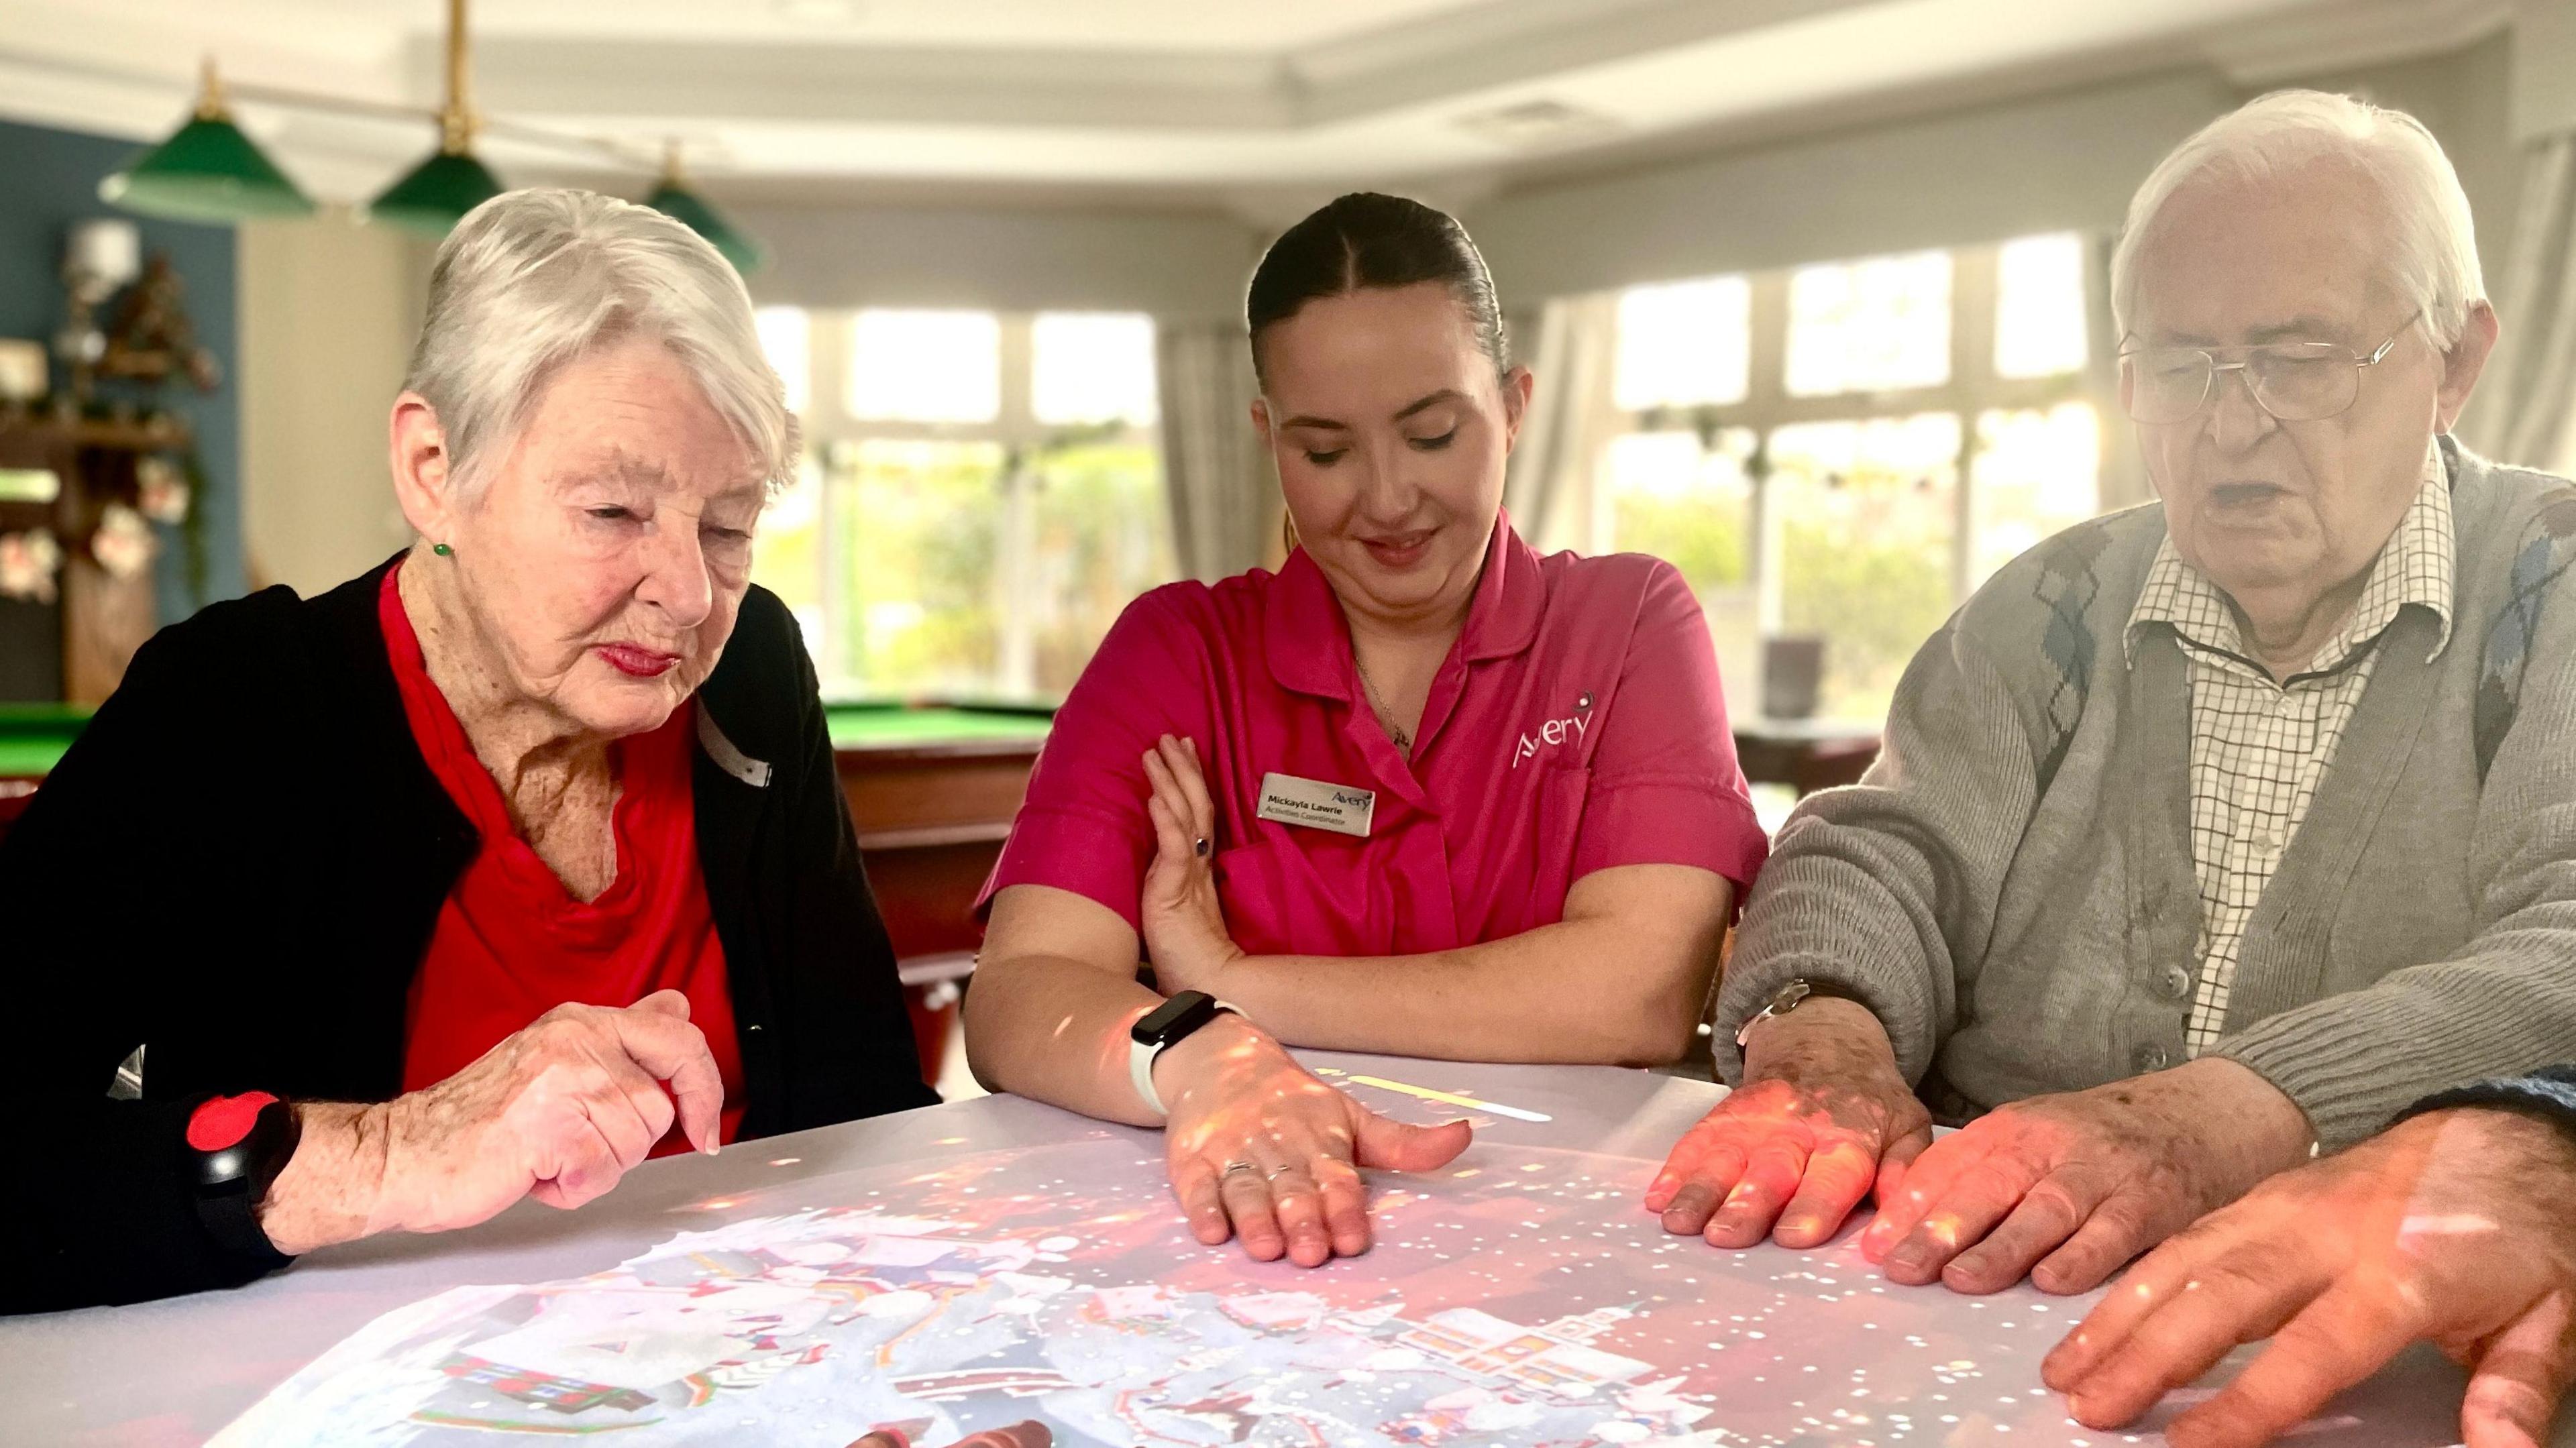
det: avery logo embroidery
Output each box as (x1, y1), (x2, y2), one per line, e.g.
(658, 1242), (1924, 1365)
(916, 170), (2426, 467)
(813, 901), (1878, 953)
(1512, 691), (1597, 768)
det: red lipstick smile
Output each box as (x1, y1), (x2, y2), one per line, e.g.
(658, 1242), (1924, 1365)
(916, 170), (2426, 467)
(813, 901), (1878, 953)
(596, 643), (682, 678)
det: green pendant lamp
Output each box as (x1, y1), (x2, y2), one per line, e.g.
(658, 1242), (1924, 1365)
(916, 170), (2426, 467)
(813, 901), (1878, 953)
(647, 143), (765, 274)
(364, 0), (504, 235)
(101, 59), (315, 223)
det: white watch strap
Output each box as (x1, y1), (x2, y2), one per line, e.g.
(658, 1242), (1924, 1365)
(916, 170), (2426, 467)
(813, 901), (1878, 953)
(1128, 1001), (1242, 1119)
(1129, 1032), (1169, 1117)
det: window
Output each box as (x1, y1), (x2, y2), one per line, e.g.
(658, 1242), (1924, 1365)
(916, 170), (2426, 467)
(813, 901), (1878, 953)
(1615, 277), (1751, 410)
(1785, 250), (1951, 397)
(847, 309), (1002, 423)
(750, 309), (1175, 700)
(1594, 233), (2105, 722)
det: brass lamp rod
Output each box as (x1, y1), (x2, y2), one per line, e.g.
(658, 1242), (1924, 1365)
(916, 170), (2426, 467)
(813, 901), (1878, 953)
(439, 0), (472, 154)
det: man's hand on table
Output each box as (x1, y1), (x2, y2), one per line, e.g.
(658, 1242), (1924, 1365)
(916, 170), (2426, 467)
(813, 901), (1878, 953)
(1860, 1057), (2314, 1295)
(1157, 1012), (1472, 1268)
(2043, 1105), (2576, 1448)
(1138, 733), (1244, 997)
(1648, 996), (1933, 1249)
(256, 990), (724, 1255)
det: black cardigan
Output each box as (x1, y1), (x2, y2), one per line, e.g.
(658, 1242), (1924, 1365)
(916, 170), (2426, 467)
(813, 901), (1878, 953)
(1, 559), (936, 1314)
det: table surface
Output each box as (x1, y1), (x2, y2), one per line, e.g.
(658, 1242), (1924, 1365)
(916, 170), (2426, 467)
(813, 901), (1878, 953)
(1, 1055), (2494, 1448)
(0, 701), (1056, 779)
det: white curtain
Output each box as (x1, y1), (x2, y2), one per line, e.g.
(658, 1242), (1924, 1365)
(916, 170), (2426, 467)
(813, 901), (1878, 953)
(2461, 132), (2576, 475)
(1503, 293), (1619, 551)
(1155, 322), (1275, 583)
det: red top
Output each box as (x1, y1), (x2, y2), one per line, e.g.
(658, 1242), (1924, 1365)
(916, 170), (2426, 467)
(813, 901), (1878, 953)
(979, 516), (1767, 956)
(381, 566), (743, 1154)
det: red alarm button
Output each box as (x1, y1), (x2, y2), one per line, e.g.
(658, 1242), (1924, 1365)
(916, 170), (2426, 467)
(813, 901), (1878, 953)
(186, 1093), (280, 1152)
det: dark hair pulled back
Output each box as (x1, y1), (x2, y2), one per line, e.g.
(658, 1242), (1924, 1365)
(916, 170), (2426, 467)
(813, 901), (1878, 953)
(1244, 192), (1508, 385)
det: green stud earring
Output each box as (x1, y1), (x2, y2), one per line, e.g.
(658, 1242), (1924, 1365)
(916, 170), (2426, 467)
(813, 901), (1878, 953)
(431, 543), (453, 557)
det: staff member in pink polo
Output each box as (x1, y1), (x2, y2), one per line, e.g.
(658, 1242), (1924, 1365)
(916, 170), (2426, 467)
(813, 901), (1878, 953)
(964, 192), (1768, 1270)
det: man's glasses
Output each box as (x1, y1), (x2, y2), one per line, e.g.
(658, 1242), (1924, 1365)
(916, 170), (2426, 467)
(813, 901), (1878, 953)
(2117, 310), (2420, 425)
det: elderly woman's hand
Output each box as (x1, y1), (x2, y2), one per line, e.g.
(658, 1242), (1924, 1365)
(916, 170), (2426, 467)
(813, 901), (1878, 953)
(258, 991), (723, 1254)
(1157, 1011), (1472, 1267)
(2043, 1105), (2576, 1448)
(1140, 734), (1243, 997)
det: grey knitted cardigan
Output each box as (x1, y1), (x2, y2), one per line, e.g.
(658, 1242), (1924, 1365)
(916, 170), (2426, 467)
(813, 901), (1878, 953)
(1713, 439), (2576, 1148)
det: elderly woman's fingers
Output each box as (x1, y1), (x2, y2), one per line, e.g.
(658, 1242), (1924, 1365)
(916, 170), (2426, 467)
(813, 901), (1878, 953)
(630, 987), (692, 1021)
(578, 1076), (669, 1173)
(606, 1004), (724, 1154)
(529, 1115), (629, 1211)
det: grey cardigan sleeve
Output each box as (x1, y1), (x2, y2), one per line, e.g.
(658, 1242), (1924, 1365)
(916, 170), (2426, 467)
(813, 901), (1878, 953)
(2210, 604), (2576, 1148)
(1711, 620), (2048, 1086)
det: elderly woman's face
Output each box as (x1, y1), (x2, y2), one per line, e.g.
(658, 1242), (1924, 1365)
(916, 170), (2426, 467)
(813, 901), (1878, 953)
(1253, 283), (1530, 626)
(447, 335), (765, 738)
(2126, 166), (2453, 607)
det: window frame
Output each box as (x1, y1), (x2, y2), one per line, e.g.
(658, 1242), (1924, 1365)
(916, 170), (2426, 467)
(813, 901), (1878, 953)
(770, 308), (1165, 700)
(1570, 235), (2137, 712)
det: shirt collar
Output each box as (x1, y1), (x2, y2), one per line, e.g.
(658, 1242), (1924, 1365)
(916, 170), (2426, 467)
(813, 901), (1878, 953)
(1264, 510), (1545, 700)
(2125, 443), (2456, 669)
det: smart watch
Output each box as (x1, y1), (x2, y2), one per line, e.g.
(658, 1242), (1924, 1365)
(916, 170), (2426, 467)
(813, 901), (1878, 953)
(184, 1092), (302, 1260)
(1128, 991), (1242, 1117)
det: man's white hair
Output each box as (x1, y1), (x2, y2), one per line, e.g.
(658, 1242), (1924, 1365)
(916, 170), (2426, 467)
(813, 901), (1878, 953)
(2110, 89), (2486, 349)
(403, 188), (794, 499)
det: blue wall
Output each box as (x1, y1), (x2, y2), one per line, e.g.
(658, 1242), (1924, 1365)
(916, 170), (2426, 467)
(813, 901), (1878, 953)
(0, 115), (245, 623)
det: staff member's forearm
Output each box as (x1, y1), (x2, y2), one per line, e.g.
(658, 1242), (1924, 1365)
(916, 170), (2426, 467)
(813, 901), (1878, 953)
(964, 950), (1269, 1125)
(963, 949), (1173, 1125)
(1202, 866), (1731, 1066)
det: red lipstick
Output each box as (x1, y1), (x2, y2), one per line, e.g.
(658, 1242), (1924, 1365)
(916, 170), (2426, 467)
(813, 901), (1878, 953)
(596, 643), (681, 678)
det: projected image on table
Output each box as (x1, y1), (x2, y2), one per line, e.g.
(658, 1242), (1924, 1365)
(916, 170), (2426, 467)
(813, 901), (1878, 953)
(216, 1091), (2450, 1448)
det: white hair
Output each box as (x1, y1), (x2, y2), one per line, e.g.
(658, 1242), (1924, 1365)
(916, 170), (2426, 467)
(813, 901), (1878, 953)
(2110, 89), (2485, 349)
(403, 188), (795, 499)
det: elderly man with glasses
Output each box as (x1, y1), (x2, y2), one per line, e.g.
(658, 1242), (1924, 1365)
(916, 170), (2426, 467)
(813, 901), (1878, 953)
(1648, 88), (2576, 1300)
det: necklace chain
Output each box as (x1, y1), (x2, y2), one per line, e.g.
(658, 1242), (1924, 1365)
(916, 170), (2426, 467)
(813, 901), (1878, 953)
(1351, 654), (1413, 755)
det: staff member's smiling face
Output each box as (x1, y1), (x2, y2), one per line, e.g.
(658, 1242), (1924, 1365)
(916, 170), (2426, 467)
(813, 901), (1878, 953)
(1251, 282), (1533, 628)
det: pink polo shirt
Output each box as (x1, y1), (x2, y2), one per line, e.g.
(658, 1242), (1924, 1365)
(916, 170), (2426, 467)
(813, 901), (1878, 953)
(978, 516), (1767, 956)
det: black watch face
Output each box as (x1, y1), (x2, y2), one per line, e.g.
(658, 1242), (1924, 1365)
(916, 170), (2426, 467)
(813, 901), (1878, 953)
(1133, 991), (1220, 1045)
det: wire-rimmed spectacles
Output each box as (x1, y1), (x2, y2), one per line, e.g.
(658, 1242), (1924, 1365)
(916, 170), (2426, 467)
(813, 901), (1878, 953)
(2117, 309), (2420, 425)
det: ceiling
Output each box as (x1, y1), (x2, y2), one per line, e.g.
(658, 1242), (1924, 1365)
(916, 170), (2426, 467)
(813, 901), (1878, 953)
(0, 0), (2510, 215)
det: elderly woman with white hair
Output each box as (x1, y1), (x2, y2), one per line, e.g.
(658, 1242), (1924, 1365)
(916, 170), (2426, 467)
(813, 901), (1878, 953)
(0, 190), (933, 1315)
(1651, 87), (2576, 1298)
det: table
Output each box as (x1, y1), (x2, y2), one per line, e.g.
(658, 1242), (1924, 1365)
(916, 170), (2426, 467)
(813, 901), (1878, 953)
(0, 1056), (2489, 1448)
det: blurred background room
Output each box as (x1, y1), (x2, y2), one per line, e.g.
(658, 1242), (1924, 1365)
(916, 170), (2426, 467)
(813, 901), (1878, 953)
(3, 0), (2572, 1092)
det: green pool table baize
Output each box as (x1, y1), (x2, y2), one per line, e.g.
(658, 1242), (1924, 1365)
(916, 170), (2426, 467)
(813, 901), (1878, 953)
(0, 701), (1055, 783)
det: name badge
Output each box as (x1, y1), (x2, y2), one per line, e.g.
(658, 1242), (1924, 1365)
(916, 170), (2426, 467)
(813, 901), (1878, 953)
(1256, 772), (1375, 838)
